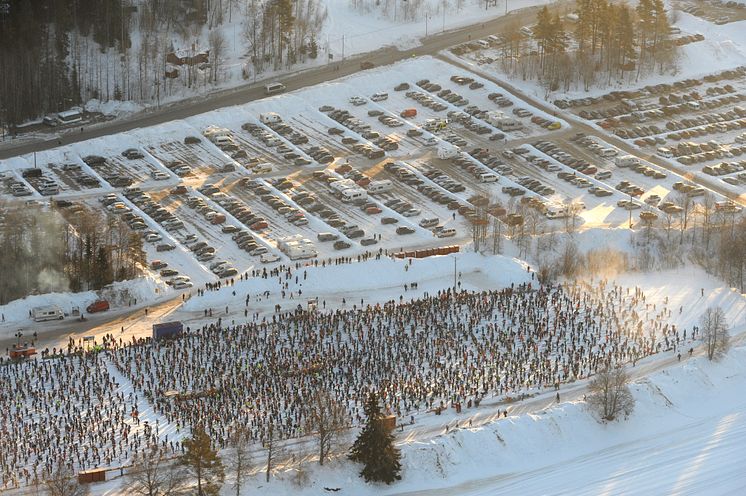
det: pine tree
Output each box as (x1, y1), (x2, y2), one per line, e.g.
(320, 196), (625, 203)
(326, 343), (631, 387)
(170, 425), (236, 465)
(309, 35), (319, 59)
(180, 426), (225, 496)
(349, 393), (401, 484)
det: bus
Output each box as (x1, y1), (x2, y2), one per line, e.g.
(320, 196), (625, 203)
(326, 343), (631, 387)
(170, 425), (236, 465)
(56, 109), (83, 125)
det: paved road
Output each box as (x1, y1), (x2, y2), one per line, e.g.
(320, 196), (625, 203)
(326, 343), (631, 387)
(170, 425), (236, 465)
(0, 4), (557, 161)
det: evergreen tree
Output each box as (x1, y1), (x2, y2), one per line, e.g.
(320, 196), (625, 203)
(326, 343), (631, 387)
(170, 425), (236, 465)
(349, 393), (401, 484)
(180, 426), (225, 496)
(309, 35), (319, 59)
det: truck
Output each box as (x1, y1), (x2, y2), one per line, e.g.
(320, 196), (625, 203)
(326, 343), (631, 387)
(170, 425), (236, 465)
(152, 321), (184, 340)
(32, 305), (64, 322)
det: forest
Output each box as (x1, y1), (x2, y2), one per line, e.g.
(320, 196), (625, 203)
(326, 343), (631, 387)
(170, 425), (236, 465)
(0, 205), (146, 304)
(499, 0), (679, 95)
(0, 0), (327, 128)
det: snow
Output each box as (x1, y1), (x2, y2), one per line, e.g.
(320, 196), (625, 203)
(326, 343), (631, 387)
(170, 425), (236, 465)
(451, 11), (746, 101)
(0, 276), (168, 339)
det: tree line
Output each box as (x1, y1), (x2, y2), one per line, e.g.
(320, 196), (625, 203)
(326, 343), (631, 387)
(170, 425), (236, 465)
(0, 0), (328, 129)
(499, 0), (678, 95)
(0, 205), (145, 304)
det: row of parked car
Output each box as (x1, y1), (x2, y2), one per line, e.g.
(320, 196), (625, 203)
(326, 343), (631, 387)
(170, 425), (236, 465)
(83, 155), (134, 187)
(555, 67), (745, 109)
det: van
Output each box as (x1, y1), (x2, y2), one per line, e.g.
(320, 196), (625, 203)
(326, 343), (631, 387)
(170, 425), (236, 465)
(476, 39), (490, 49)
(565, 13), (579, 23)
(478, 173), (498, 183)
(317, 232), (339, 242)
(367, 180), (393, 194)
(436, 228), (456, 238)
(419, 218), (439, 228)
(615, 155), (640, 168)
(264, 82), (286, 95)
(32, 305), (64, 322)
(371, 92), (389, 102)
(260, 112), (282, 124)
(214, 135), (234, 147)
(520, 26), (533, 37)
(400, 108), (417, 118)
(599, 148), (618, 157)
(86, 300), (110, 313)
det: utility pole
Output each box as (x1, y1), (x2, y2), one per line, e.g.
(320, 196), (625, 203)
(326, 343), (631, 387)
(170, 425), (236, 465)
(629, 194), (633, 229)
(342, 35), (345, 60)
(453, 256), (457, 291)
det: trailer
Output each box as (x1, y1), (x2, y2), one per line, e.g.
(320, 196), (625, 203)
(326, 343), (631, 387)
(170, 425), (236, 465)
(8, 345), (37, 360)
(152, 321), (184, 340)
(32, 305), (64, 322)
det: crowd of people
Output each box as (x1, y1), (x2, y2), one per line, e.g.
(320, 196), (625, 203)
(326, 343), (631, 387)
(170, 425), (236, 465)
(0, 350), (167, 490)
(0, 279), (693, 489)
(113, 280), (688, 450)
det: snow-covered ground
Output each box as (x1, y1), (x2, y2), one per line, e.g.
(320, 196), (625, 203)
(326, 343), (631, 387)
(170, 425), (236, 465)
(59, 259), (742, 496)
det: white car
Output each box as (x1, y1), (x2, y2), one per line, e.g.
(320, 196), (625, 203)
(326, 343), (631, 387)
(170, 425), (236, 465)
(349, 96), (367, 106)
(370, 92), (388, 102)
(172, 281), (194, 290)
(144, 233), (162, 243)
(151, 171), (169, 180)
(260, 253), (281, 263)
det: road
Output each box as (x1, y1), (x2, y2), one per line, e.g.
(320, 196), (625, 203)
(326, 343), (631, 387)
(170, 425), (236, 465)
(0, 4), (560, 161)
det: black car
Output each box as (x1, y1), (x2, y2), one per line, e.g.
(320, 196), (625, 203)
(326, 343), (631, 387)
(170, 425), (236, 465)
(333, 240), (351, 250)
(381, 217), (399, 225)
(396, 226), (415, 235)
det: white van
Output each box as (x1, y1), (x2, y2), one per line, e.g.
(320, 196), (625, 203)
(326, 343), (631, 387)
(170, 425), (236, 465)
(479, 173), (498, 183)
(419, 218), (439, 228)
(264, 82), (286, 95)
(213, 135), (234, 146)
(615, 155), (640, 168)
(436, 228), (456, 238)
(260, 112), (282, 124)
(367, 180), (393, 194)
(371, 92), (389, 102)
(476, 39), (490, 49)
(520, 26), (534, 37)
(32, 305), (64, 322)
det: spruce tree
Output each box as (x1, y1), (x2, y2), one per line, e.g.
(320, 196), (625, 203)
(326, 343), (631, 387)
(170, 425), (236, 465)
(180, 426), (225, 496)
(349, 393), (401, 484)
